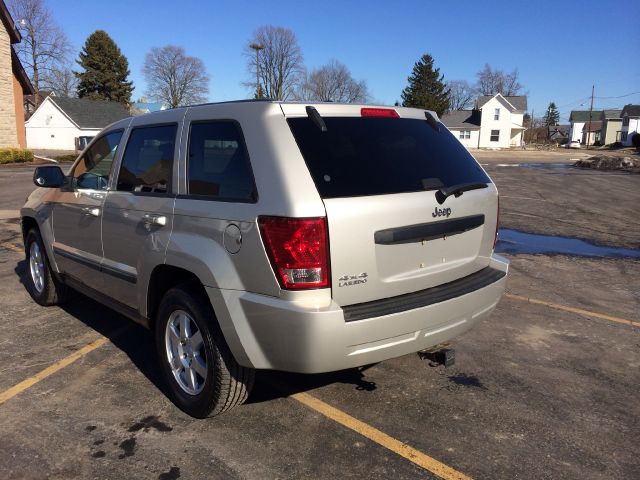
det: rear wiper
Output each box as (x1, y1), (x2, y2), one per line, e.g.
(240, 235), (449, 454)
(424, 111), (441, 132)
(436, 182), (488, 204)
(306, 106), (327, 132)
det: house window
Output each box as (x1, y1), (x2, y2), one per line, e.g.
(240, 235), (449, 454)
(622, 116), (629, 126)
(490, 130), (500, 142)
(458, 130), (471, 140)
(621, 132), (628, 142)
(494, 108), (500, 121)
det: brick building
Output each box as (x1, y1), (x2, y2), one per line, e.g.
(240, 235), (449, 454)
(0, 0), (34, 148)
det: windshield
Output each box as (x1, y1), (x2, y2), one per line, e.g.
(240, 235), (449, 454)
(287, 117), (490, 199)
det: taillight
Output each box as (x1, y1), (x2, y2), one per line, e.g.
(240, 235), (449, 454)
(258, 216), (330, 290)
(361, 107), (399, 118)
(493, 196), (500, 249)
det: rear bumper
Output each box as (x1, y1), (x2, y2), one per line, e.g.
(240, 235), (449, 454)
(208, 255), (508, 373)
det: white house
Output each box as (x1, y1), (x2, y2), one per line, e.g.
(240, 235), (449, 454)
(439, 110), (480, 148)
(568, 110), (598, 143)
(620, 104), (640, 146)
(441, 94), (527, 149)
(26, 96), (129, 150)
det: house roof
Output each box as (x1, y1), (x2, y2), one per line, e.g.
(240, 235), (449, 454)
(440, 110), (481, 129)
(25, 91), (53, 106)
(601, 109), (622, 119)
(0, 0), (21, 43)
(476, 95), (528, 112)
(621, 104), (640, 118)
(582, 121), (602, 132)
(50, 97), (130, 129)
(569, 110), (601, 122)
(132, 101), (166, 114)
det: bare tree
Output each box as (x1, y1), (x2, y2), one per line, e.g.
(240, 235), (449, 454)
(143, 45), (209, 108)
(446, 80), (475, 110)
(476, 64), (523, 96)
(244, 25), (304, 100)
(46, 66), (77, 97)
(296, 60), (369, 103)
(9, 0), (72, 102)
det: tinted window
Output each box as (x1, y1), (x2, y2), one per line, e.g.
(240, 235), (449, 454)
(73, 130), (122, 190)
(187, 122), (256, 201)
(287, 117), (490, 199)
(117, 124), (177, 193)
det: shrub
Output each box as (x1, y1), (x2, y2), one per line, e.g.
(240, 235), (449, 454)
(632, 133), (640, 149)
(54, 154), (78, 163)
(0, 148), (34, 164)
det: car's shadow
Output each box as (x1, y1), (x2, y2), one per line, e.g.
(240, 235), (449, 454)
(14, 259), (379, 409)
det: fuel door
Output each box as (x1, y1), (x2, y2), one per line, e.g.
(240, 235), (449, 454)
(224, 223), (242, 254)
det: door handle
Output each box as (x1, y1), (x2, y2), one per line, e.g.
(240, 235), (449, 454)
(82, 207), (100, 217)
(142, 214), (167, 226)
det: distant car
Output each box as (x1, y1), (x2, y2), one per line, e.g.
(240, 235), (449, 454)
(21, 101), (508, 418)
(566, 140), (581, 149)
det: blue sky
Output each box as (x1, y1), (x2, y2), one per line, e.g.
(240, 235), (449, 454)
(47, 0), (639, 123)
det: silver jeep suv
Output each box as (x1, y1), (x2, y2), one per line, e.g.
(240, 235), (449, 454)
(21, 101), (508, 417)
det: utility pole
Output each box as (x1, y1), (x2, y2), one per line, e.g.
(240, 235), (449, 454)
(586, 84), (594, 149)
(249, 43), (265, 99)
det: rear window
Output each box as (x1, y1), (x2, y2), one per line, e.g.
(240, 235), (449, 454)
(287, 117), (490, 198)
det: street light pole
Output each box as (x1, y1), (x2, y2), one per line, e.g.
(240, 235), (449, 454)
(249, 43), (265, 99)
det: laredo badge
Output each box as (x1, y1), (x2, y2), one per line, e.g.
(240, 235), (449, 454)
(338, 272), (368, 287)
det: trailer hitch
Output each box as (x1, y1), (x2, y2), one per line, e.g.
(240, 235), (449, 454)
(418, 343), (455, 368)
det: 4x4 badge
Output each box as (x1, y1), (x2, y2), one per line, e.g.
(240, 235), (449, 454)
(338, 272), (368, 287)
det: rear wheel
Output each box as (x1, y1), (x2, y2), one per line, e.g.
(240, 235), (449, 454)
(155, 286), (254, 418)
(24, 228), (67, 306)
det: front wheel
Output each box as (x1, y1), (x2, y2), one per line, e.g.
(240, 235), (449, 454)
(24, 228), (68, 306)
(155, 286), (254, 418)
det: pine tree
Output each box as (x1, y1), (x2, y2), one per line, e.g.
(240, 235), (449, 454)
(544, 102), (560, 127)
(75, 30), (133, 104)
(401, 54), (450, 115)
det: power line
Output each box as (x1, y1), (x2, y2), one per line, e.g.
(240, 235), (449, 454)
(594, 91), (640, 99)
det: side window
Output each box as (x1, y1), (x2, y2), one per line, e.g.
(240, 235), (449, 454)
(72, 130), (122, 190)
(117, 124), (177, 193)
(187, 121), (256, 201)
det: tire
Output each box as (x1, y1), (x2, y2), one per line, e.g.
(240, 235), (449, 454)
(24, 228), (68, 306)
(155, 285), (254, 418)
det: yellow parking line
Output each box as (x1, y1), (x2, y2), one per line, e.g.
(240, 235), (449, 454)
(291, 391), (473, 480)
(505, 293), (640, 328)
(0, 242), (23, 254)
(0, 327), (129, 405)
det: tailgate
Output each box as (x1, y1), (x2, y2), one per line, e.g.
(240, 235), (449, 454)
(285, 106), (498, 306)
(324, 187), (497, 306)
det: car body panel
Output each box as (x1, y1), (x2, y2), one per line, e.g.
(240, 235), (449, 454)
(21, 100), (508, 374)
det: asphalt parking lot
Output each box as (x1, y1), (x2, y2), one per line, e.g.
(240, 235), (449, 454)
(1, 152), (639, 479)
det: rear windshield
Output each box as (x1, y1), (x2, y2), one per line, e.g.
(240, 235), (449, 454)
(287, 117), (490, 198)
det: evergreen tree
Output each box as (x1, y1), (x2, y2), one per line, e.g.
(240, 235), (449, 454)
(75, 30), (133, 104)
(544, 102), (560, 127)
(400, 54), (450, 115)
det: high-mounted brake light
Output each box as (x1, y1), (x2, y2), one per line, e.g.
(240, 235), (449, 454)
(258, 216), (330, 290)
(361, 108), (399, 118)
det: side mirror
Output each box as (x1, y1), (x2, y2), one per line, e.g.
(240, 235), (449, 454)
(33, 165), (65, 188)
